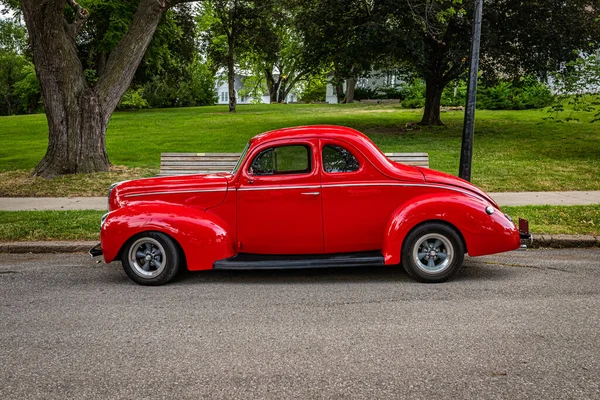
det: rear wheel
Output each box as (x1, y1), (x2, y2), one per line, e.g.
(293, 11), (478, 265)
(401, 222), (464, 283)
(120, 231), (180, 286)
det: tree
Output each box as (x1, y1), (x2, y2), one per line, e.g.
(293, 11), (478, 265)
(7, 0), (197, 177)
(242, 0), (312, 103)
(0, 18), (40, 115)
(378, 0), (600, 125)
(295, 0), (380, 104)
(201, 0), (259, 112)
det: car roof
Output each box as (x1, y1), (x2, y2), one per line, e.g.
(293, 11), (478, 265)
(249, 125), (373, 147)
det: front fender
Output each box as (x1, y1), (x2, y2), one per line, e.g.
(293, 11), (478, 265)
(382, 194), (520, 265)
(100, 202), (235, 271)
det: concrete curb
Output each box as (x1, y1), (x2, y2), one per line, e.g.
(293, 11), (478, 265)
(0, 236), (598, 254)
(529, 235), (599, 249)
(0, 241), (98, 254)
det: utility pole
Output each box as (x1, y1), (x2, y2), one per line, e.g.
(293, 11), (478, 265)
(458, 0), (483, 181)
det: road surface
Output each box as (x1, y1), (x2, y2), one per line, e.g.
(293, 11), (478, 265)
(1, 249), (599, 399)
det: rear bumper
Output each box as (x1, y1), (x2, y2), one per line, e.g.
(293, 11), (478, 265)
(89, 242), (103, 259)
(519, 218), (532, 249)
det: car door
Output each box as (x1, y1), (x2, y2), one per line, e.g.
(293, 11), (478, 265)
(236, 139), (324, 254)
(319, 139), (404, 253)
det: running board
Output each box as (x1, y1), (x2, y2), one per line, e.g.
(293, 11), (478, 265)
(213, 251), (385, 270)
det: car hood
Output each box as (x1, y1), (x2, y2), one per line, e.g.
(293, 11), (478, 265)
(418, 167), (499, 208)
(110, 173), (230, 210)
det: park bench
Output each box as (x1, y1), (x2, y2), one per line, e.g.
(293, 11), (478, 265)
(159, 152), (429, 176)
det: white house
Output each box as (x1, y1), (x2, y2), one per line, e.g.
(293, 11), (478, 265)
(325, 71), (405, 104)
(215, 73), (300, 105)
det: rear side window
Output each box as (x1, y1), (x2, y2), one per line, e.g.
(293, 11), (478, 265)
(322, 145), (360, 173)
(249, 145), (311, 175)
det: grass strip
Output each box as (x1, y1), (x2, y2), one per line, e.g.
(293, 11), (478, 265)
(0, 205), (597, 242)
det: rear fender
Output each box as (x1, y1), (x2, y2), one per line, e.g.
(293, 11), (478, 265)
(100, 202), (235, 271)
(382, 194), (520, 265)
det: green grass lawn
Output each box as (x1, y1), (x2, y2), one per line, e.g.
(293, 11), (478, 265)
(0, 205), (597, 242)
(1, 103), (599, 195)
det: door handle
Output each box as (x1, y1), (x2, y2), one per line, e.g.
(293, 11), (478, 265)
(301, 192), (320, 196)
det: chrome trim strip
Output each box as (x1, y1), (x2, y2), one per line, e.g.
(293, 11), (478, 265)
(238, 185), (321, 191)
(124, 188), (227, 198)
(320, 182), (484, 201)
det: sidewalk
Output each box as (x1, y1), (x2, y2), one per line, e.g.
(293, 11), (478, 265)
(0, 191), (599, 211)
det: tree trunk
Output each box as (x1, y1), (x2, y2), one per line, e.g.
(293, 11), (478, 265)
(420, 79), (445, 126)
(342, 77), (356, 103)
(34, 90), (109, 177)
(264, 69), (278, 103)
(335, 81), (344, 101)
(21, 0), (168, 178)
(227, 38), (236, 112)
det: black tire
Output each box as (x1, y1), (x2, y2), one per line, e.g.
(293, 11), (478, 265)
(401, 222), (465, 283)
(120, 231), (181, 286)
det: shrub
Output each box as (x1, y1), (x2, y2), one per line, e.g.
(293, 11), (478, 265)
(477, 77), (553, 110)
(118, 88), (150, 110)
(377, 86), (404, 99)
(401, 98), (425, 108)
(353, 86), (378, 101)
(299, 77), (327, 103)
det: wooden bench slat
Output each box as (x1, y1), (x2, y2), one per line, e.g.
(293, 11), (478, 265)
(384, 152), (428, 156)
(161, 152), (242, 157)
(161, 161), (238, 166)
(159, 151), (429, 176)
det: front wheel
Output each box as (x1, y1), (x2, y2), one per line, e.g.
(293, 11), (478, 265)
(120, 231), (181, 286)
(401, 222), (465, 283)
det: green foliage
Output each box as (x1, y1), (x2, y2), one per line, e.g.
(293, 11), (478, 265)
(353, 87), (378, 101)
(12, 62), (41, 113)
(546, 54), (600, 123)
(0, 19), (41, 115)
(401, 98), (426, 109)
(118, 88), (149, 110)
(298, 75), (327, 103)
(177, 59), (218, 107)
(141, 58), (216, 108)
(477, 77), (554, 110)
(394, 77), (553, 110)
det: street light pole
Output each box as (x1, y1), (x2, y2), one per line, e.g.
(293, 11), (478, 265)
(458, 0), (484, 181)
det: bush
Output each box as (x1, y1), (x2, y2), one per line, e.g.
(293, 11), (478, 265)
(118, 88), (150, 110)
(401, 98), (425, 108)
(353, 86), (378, 101)
(477, 77), (553, 110)
(299, 77), (327, 103)
(397, 79), (426, 102)
(141, 59), (216, 108)
(377, 86), (404, 99)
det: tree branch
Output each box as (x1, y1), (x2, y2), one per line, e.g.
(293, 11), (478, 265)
(95, 0), (167, 117)
(65, 0), (89, 39)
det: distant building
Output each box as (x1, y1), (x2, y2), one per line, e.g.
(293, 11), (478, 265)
(215, 73), (299, 105)
(325, 71), (405, 104)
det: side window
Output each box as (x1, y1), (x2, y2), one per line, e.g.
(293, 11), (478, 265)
(249, 145), (311, 176)
(322, 144), (360, 173)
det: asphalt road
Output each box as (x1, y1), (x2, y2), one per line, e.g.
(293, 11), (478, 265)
(1, 249), (599, 399)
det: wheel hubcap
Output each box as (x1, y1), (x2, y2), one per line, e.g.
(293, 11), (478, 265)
(128, 237), (167, 278)
(412, 233), (454, 274)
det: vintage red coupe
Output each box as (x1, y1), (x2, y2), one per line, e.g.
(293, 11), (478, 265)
(91, 125), (530, 285)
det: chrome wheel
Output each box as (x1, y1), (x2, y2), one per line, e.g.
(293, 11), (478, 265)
(412, 233), (454, 275)
(128, 237), (167, 279)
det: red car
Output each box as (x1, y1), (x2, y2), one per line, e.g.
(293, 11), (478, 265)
(91, 125), (530, 285)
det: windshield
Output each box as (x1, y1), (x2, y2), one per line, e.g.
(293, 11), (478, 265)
(231, 142), (250, 174)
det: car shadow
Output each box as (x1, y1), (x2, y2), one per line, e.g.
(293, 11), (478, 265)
(165, 262), (514, 286)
